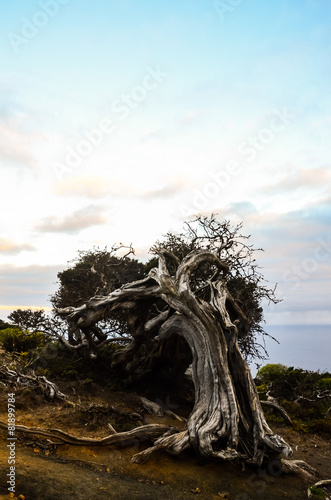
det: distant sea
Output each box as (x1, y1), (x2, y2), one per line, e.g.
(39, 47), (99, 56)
(249, 324), (331, 376)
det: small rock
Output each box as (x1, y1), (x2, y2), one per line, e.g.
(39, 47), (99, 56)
(218, 493), (230, 498)
(191, 487), (201, 494)
(160, 481), (165, 485)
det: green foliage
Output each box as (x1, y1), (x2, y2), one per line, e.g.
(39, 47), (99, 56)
(0, 319), (11, 330)
(308, 485), (328, 498)
(256, 363), (288, 384)
(51, 247), (146, 310)
(256, 364), (331, 402)
(82, 378), (93, 387)
(8, 309), (48, 333)
(317, 377), (331, 390)
(34, 366), (51, 377)
(39, 339), (126, 389)
(307, 419), (331, 435)
(0, 327), (47, 353)
(256, 364), (331, 435)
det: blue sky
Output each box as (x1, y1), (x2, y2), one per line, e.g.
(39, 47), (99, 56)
(0, 0), (330, 328)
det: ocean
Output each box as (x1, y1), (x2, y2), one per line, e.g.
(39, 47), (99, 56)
(249, 324), (331, 376)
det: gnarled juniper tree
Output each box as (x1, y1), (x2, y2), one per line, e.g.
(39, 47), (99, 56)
(55, 215), (291, 465)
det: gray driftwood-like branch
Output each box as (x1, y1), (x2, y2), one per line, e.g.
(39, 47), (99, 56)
(57, 248), (292, 466)
(0, 366), (66, 401)
(0, 420), (176, 446)
(260, 400), (293, 425)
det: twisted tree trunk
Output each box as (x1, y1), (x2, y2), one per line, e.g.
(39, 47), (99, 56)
(58, 249), (292, 466)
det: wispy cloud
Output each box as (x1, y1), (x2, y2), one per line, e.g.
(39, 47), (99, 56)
(35, 205), (107, 234)
(0, 110), (42, 169)
(261, 167), (331, 194)
(142, 180), (188, 200)
(54, 177), (113, 198)
(0, 263), (59, 319)
(0, 305), (52, 312)
(54, 176), (141, 199)
(0, 238), (34, 255)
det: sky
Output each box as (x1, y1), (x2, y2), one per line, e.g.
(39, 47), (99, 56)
(0, 0), (330, 329)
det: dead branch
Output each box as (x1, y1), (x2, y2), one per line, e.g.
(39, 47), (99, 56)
(260, 400), (293, 426)
(0, 366), (67, 401)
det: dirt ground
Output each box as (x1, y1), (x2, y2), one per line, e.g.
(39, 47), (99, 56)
(0, 379), (330, 500)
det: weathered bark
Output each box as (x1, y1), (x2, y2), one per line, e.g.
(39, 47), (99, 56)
(282, 459), (319, 481)
(0, 366), (67, 401)
(0, 420), (176, 446)
(58, 248), (292, 466)
(140, 396), (186, 422)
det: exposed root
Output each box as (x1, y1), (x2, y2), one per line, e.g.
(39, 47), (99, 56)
(131, 429), (190, 463)
(282, 459), (320, 481)
(140, 396), (186, 423)
(0, 420), (178, 447)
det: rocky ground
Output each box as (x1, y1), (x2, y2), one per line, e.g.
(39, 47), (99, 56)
(0, 378), (330, 500)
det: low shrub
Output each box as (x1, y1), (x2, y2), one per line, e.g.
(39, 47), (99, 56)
(0, 327), (47, 353)
(256, 363), (331, 436)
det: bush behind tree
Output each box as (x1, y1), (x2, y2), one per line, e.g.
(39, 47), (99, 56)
(256, 363), (331, 435)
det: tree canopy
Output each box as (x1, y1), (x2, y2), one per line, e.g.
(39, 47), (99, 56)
(8, 215), (279, 362)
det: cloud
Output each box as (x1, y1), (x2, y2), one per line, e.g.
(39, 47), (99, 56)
(261, 167), (331, 194)
(0, 263), (60, 320)
(218, 201), (259, 219)
(142, 181), (188, 200)
(0, 238), (34, 255)
(0, 117), (37, 169)
(0, 304), (52, 313)
(55, 176), (189, 203)
(35, 205), (108, 234)
(54, 177), (113, 198)
(54, 176), (137, 199)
